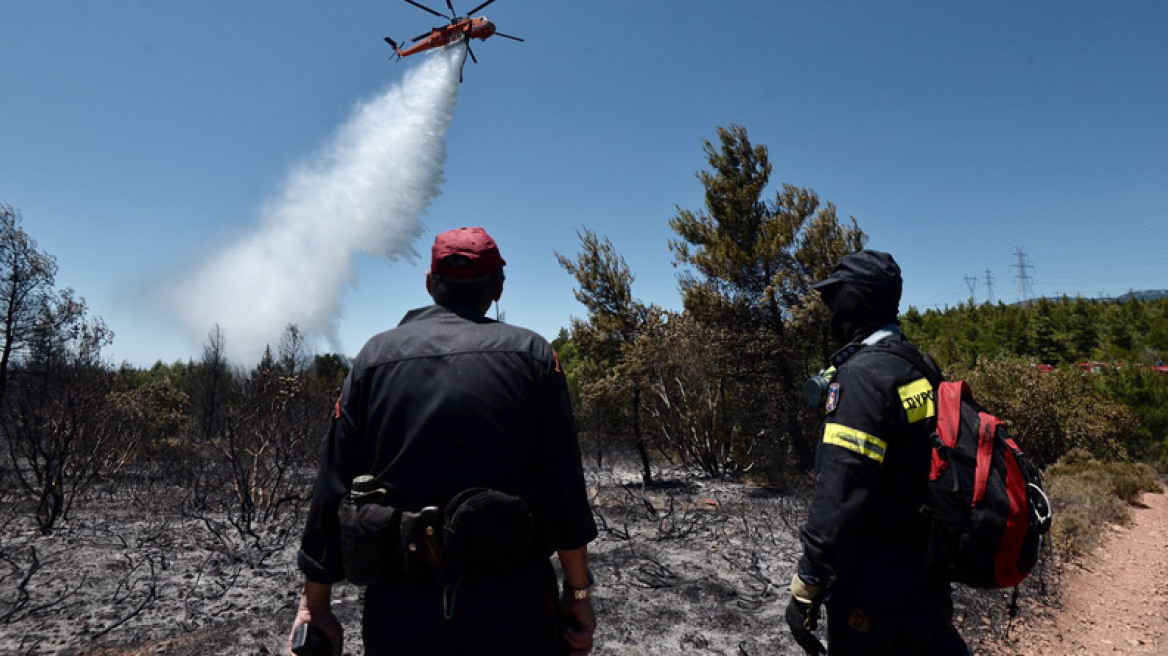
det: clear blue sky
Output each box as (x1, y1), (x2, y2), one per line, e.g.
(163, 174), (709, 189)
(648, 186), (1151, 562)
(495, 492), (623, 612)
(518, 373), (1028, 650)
(2, 1), (1166, 367)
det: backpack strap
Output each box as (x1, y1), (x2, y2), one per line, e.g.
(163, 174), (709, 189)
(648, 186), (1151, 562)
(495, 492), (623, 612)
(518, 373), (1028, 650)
(867, 338), (945, 388)
(973, 408), (1003, 506)
(935, 380), (965, 453)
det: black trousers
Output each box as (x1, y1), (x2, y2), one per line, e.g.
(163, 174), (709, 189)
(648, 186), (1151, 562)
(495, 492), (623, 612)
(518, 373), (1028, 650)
(361, 560), (562, 655)
(824, 593), (970, 656)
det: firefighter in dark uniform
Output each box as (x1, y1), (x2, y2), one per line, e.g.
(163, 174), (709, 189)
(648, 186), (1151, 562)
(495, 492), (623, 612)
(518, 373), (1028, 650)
(290, 227), (598, 656)
(785, 250), (969, 655)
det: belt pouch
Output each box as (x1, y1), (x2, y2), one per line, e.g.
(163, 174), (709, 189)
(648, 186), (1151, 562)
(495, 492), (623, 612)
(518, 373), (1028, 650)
(338, 495), (401, 585)
(443, 488), (536, 575)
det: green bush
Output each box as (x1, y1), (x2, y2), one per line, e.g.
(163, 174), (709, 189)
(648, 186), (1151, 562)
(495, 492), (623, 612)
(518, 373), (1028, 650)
(1042, 448), (1163, 559)
(948, 358), (1137, 467)
(1104, 460), (1163, 501)
(1094, 366), (1168, 465)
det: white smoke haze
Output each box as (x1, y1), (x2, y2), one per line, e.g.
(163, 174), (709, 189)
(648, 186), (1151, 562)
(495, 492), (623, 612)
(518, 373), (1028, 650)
(172, 46), (466, 365)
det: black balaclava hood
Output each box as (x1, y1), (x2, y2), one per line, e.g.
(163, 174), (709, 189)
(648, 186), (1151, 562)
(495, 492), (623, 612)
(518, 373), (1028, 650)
(812, 250), (904, 343)
(821, 282), (900, 343)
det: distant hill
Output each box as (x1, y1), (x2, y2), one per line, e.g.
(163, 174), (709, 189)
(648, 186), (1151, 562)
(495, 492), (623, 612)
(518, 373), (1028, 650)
(1010, 290), (1168, 306)
(1116, 289), (1168, 302)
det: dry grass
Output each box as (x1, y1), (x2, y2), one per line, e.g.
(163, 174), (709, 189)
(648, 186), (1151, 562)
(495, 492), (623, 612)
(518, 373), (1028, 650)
(1043, 448), (1163, 559)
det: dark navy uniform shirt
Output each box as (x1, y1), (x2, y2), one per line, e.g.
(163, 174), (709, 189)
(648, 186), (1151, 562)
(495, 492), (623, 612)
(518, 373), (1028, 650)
(298, 304), (598, 584)
(797, 330), (948, 605)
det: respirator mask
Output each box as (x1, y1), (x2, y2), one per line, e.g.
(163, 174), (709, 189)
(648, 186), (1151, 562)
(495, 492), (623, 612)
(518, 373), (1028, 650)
(802, 341), (866, 408)
(803, 365), (837, 407)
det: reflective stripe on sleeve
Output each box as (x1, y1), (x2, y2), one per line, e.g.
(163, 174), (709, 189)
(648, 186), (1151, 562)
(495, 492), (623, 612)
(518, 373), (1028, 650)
(823, 423), (888, 463)
(898, 377), (936, 424)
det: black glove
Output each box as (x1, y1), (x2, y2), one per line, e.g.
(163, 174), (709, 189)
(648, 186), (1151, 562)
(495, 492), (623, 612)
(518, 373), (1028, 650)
(784, 595), (826, 655)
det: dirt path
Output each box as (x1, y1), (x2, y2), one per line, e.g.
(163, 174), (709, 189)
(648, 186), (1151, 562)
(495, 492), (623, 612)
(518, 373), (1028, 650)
(1015, 491), (1168, 655)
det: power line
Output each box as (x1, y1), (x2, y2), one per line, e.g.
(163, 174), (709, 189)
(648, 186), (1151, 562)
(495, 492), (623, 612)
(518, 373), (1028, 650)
(964, 275), (978, 304)
(984, 267), (995, 303)
(1011, 247), (1034, 303)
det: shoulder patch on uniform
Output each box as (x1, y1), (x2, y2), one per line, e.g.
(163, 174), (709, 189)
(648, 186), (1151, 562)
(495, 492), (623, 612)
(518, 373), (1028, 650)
(825, 383), (841, 413)
(847, 607), (871, 632)
(898, 377), (936, 424)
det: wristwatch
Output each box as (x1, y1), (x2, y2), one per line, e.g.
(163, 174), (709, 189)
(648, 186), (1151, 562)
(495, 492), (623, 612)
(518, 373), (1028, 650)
(563, 570), (595, 600)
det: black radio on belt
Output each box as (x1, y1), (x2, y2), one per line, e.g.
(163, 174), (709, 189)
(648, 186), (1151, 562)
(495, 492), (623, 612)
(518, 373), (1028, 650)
(401, 505), (444, 587)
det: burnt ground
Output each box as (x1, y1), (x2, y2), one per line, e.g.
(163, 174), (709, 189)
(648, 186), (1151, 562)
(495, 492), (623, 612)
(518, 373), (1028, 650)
(0, 460), (1055, 655)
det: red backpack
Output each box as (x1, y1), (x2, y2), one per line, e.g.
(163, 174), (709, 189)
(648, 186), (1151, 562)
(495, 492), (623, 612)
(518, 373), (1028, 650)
(879, 343), (1054, 588)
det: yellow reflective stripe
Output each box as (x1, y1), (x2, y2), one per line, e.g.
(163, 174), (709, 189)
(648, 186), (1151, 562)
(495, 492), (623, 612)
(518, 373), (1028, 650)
(898, 377), (936, 424)
(823, 424), (887, 463)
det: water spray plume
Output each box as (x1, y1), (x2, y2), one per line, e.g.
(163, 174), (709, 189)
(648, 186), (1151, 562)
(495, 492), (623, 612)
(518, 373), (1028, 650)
(172, 46), (467, 365)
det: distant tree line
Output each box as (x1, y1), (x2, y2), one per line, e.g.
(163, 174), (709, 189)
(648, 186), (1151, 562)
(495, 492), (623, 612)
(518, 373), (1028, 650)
(902, 295), (1168, 370)
(902, 296), (1168, 464)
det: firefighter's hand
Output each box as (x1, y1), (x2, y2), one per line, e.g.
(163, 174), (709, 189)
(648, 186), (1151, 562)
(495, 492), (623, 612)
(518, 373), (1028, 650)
(290, 584), (343, 656)
(559, 596), (596, 655)
(785, 595), (826, 654)
(785, 573), (825, 655)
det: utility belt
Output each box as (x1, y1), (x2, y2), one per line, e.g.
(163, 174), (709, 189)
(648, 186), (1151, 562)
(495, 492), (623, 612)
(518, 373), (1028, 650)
(338, 477), (551, 595)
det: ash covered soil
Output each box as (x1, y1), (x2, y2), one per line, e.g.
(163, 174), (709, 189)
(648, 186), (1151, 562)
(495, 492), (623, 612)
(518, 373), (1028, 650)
(1, 462), (1070, 655)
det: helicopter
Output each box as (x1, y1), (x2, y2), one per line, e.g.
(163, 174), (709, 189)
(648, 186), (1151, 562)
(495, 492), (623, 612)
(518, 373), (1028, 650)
(384, 0), (523, 68)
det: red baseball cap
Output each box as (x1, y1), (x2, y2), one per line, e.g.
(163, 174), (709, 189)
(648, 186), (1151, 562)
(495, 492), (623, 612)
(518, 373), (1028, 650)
(430, 227), (507, 279)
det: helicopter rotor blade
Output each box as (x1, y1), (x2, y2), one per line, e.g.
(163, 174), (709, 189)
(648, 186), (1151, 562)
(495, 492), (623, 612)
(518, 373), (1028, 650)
(404, 0), (447, 19)
(494, 32), (524, 42)
(466, 0), (496, 15)
(383, 36), (403, 59)
(411, 30), (433, 42)
(445, 0), (457, 18)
